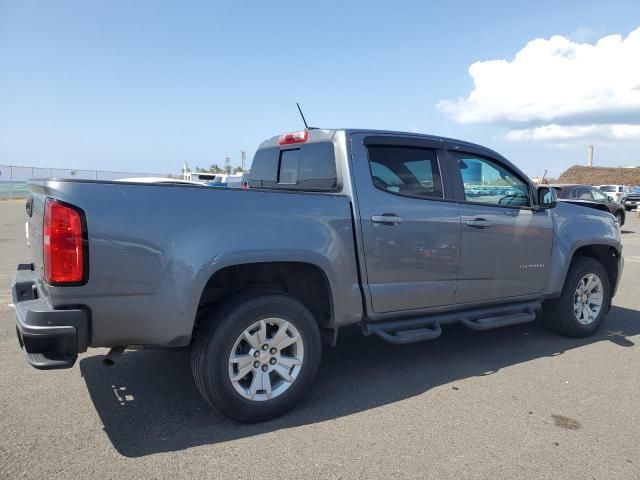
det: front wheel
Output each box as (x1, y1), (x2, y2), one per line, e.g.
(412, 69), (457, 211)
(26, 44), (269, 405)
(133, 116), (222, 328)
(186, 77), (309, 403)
(543, 257), (611, 337)
(191, 293), (322, 422)
(614, 211), (625, 226)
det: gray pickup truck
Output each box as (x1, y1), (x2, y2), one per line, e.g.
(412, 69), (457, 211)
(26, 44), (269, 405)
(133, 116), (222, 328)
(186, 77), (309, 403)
(12, 128), (623, 422)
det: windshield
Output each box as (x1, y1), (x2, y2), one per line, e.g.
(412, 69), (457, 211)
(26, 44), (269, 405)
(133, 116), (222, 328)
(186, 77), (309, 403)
(599, 185), (616, 192)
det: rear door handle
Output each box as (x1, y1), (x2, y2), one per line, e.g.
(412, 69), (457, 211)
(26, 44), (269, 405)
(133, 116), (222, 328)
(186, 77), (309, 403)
(466, 218), (492, 228)
(371, 214), (404, 225)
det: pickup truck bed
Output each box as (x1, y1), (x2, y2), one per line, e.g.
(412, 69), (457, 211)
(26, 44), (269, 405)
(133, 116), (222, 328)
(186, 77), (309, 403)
(19, 179), (362, 347)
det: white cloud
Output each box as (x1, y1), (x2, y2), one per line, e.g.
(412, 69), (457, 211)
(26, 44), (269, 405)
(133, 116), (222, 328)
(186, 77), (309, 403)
(437, 26), (640, 141)
(506, 124), (640, 141)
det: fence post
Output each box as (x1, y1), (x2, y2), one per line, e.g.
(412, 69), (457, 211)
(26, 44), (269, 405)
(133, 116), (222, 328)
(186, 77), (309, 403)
(10, 166), (13, 199)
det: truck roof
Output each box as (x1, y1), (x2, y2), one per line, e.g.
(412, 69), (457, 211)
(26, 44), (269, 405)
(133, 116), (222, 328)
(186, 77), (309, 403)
(257, 128), (507, 161)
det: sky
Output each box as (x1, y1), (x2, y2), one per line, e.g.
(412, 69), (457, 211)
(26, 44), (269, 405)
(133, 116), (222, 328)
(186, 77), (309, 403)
(1, 0), (640, 179)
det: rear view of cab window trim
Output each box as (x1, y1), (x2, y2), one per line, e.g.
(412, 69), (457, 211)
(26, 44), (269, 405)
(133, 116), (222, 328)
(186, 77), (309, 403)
(366, 145), (445, 201)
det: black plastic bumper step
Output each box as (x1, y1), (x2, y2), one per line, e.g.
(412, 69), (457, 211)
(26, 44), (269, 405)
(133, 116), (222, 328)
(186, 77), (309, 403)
(25, 351), (77, 370)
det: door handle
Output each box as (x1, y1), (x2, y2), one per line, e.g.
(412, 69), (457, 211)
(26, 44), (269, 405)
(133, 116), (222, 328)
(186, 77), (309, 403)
(466, 218), (492, 228)
(371, 214), (404, 225)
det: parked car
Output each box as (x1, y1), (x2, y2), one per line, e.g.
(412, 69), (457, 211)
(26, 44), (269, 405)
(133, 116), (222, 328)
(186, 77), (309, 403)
(12, 128), (623, 422)
(208, 174), (244, 188)
(597, 185), (632, 204)
(623, 187), (640, 211)
(116, 177), (207, 186)
(550, 184), (626, 225)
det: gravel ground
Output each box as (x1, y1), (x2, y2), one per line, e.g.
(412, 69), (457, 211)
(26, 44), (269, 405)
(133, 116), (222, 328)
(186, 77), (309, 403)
(1, 199), (639, 479)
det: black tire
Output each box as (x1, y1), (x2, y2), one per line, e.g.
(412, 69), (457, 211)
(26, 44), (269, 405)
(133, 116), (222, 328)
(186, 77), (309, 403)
(543, 257), (611, 338)
(614, 210), (625, 226)
(191, 293), (322, 422)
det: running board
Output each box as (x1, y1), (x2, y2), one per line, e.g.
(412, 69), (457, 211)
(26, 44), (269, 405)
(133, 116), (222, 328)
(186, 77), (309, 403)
(459, 312), (536, 331)
(363, 301), (541, 344)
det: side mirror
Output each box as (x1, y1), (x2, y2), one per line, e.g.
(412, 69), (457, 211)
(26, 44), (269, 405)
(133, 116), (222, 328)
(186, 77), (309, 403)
(537, 186), (557, 209)
(607, 196), (614, 202)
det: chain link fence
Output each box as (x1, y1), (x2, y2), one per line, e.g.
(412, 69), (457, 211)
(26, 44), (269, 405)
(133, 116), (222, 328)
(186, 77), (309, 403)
(0, 164), (176, 199)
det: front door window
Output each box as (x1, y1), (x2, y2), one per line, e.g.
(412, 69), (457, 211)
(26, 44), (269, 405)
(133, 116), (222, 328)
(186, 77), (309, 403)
(453, 154), (530, 208)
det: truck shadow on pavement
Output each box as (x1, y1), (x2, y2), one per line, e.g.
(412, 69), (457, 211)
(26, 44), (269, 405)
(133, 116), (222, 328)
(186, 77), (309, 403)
(80, 305), (640, 458)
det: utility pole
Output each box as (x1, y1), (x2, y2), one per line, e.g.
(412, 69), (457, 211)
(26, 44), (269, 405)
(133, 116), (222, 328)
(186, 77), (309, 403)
(588, 145), (594, 167)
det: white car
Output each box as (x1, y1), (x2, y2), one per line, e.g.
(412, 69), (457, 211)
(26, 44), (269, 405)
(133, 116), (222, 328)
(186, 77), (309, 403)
(210, 174), (244, 188)
(597, 185), (632, 203)
(116, 177), (207, 186)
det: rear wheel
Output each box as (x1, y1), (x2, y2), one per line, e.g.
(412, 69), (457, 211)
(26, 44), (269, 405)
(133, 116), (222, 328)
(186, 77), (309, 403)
(614, 211), (624, 226)
(191, 293), (322, 422)
(543, 257), (611, 337)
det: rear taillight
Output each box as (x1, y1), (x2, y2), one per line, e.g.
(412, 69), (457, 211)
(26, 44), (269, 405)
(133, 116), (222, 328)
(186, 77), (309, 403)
(44, 198), (86, 284)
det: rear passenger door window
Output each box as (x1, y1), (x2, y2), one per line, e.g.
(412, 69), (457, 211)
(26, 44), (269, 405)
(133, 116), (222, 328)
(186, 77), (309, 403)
(367, 146), (443, 199)
(453, 154), (530, 208)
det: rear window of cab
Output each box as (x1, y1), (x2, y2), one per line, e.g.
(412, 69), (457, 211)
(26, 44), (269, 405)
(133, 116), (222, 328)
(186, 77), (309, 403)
(249, 142), (338, 191)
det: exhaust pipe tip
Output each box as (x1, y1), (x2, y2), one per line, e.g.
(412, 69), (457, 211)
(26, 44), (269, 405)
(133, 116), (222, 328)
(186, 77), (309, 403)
(102, 345), (126, 366)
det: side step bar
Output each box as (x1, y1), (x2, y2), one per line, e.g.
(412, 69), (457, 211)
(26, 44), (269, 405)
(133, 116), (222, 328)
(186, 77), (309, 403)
(363, 301), (541, 345)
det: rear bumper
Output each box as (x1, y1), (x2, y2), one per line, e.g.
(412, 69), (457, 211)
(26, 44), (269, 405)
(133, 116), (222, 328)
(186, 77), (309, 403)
(11, 264), (89, 370)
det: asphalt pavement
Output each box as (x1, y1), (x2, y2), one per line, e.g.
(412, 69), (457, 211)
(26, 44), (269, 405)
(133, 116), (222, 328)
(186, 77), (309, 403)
(1, 199), (639, 479)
